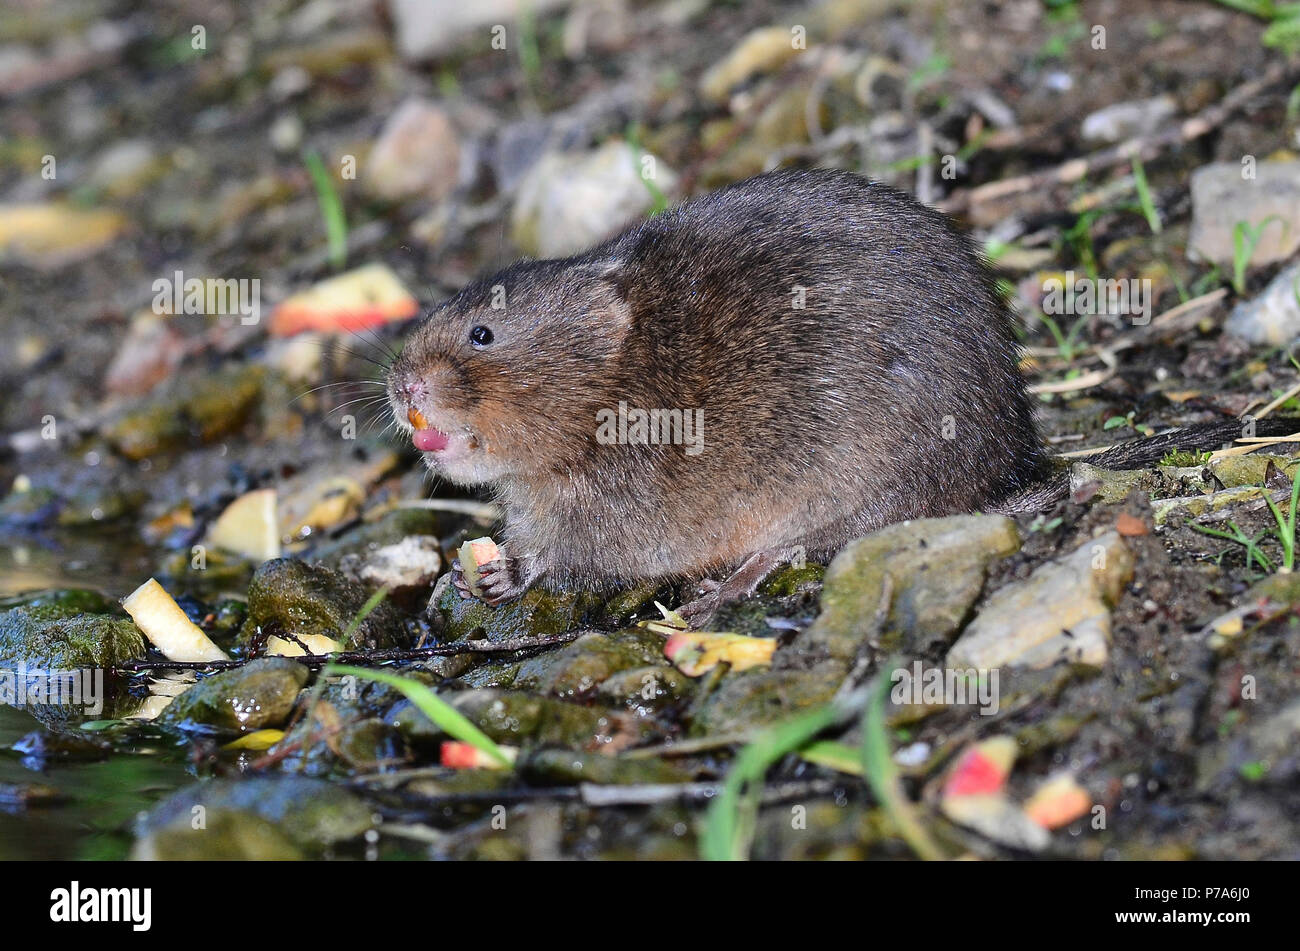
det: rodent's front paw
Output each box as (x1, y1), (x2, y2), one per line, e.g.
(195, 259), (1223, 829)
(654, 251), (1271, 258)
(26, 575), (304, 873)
(450, 557), (474, 600)
(450, 554), (529, 606)
(475, 556), (528, 605)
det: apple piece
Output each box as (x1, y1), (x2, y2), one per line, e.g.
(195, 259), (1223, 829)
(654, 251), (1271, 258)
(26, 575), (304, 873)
(122, 578), (230, 662)
(207, 488), (281, 562)
(269, 263), (419, 337)
(441, 741), (517, 770)
(941, 736), (1017, 799)
(223, 729), (286, 751)
(265, 633), (344, 657)
(457, 536), (501, 598)
(1023, 773), (1092, 829)
(663, 630), (776, 676)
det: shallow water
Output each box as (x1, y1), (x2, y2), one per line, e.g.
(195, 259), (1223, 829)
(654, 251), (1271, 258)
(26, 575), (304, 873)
(0, 705), (191, 860)
(0, 530), (157, 599)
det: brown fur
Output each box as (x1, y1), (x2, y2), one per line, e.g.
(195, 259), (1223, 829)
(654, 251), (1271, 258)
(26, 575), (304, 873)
(389, 167), (1051, 592)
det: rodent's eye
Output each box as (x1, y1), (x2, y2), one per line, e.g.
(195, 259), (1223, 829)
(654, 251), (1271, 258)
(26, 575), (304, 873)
(469, 325), (494, 347)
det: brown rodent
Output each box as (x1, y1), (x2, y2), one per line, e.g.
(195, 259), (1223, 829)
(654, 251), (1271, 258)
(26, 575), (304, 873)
(385, 167), (1274, 622)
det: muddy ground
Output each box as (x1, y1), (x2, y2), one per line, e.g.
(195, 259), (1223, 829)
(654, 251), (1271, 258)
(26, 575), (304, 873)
(1, 0), (1298, 860)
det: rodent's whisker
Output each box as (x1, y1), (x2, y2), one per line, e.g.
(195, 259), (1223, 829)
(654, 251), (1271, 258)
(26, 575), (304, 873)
(345, 325), (401, 364)
(332, 343), (394, 371)
(324, 394), (391, 417)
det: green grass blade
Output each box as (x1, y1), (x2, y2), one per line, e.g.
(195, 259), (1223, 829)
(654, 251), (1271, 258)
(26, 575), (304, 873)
(324, 664), (512, 767)
(342, 585), (391, 644)
(1131, 156), (1162, 235)
(700, 703), (839, 861)
(860, 672), (945, 861)
(799, 740), (864, 776)
(303, 149), (348, 270)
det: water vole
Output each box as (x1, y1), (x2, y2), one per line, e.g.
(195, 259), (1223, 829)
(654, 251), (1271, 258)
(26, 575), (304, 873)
(387, 167), (1053, 620)
(385, 167), (1272, 623)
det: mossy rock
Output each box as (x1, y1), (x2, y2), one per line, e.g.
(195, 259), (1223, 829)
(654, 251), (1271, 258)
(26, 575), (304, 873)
(242, 558), (407, 650)
(760, 562), (826, 597)
(432, 579), (603, 643)
(600, 582), (671, 626)
(156, 657), (308, 734)
(1245, 571), (1300, 607)
(276, 675), (414, 774)
(332, 717), (406, 770)
(105, 364), (265, 460)
(135, 776), (372, 849)
(416, 688), (617, 748)
(54, 482), (146, 526)
(131, 810), (305, 860)
(521, 749), (692, 786)
(0, 608), (143, 669)
(598, 665), (692, 710)
(1209, 453), (1299, 489)
(0, 588), (119, 616)
(798, 514), (1021, 662)
(510, 628), (669, 699)
(690, 666), (838, 736)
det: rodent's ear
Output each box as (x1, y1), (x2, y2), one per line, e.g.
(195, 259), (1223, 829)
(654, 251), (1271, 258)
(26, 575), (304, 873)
(583, 258), (633, 338)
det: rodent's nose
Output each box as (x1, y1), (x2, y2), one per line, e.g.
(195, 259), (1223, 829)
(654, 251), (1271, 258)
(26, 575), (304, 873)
(394, 371), (426, 407)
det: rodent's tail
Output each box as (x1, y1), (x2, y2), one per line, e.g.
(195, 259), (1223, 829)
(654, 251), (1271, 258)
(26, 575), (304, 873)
(990, 416), (1300, 515)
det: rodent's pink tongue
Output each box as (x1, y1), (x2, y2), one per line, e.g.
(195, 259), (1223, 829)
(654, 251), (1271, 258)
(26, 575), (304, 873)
(412, 427), (449, 452)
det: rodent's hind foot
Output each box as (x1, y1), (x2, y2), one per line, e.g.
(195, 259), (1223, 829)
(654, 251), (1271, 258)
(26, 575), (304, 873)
(676, 547), (802, 629)
(450, 555), (528, 606)
(677, 579), (722, 629)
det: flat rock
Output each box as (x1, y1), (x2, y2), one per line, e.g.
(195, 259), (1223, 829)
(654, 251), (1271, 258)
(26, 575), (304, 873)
(387, 0), (571, 60)
(510, 140), (676, 257)
(1189, 160), (1300, 270)
(947, 531), (1134, 670)
(798, 514), (1022, 663)
(155, 657), (308, 734)
(1224, 261), (1300, 346)
(364, 98), (461, 202)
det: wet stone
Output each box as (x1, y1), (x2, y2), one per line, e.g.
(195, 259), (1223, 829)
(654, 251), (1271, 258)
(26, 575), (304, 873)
(798, 515), (1022, 663)
(244, 558), (408, 651)
(134, 776), (372, 851)
(155, 657), (308, 734)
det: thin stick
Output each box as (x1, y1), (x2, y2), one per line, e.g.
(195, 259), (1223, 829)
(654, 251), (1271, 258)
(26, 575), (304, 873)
(367, 499), (501, 521)
(1027, 366), (1114, 395)
(1255, 381), (1300, 420)
(114, 630), (588, 674)
(941, 63), (1290, 214)
(1208, 433), (1300, 461)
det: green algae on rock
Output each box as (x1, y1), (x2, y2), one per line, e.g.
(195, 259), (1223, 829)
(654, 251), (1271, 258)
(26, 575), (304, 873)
(0, 602), (143, 669)
(243, 557), (408, 650)
(131, 809), (306, 860)
(521, 749), (692, 786)
(134, 776), (372, 852)
(104, 364), (266, 460)
(155, 656), (308, 734)
(597, 665), (692, 710)
(800, 514), (1022, 662)
(689, 666), (839, 735)
(275, 675), (414, 774)
(510, 628), (669, 699)
(431, 575), (603, 644)
(405, 688), (623, 749)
